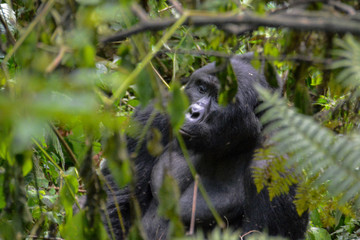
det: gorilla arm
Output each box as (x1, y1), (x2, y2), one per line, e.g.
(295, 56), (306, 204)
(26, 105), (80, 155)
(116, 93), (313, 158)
(178, 172), (246, 225)
(151, 147), (250, 225)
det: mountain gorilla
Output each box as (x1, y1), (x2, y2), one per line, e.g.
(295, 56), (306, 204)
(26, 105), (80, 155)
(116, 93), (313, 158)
(101, 53), (308, 240)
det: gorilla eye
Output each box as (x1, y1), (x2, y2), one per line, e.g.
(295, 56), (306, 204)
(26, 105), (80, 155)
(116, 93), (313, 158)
(197, 83), (207, 94)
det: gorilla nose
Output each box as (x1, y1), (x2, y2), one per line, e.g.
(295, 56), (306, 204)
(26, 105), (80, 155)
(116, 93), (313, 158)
(186, 103), (205, 122)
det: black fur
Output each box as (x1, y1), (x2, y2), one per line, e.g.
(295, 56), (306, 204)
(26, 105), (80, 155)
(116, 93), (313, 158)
(102, 53), (308, 239)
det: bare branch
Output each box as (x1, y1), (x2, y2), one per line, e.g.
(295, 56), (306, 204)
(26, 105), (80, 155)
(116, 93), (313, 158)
(157, 49), (333, 65)
(101, 10), (360, 43)
(168, 0), (183, 15)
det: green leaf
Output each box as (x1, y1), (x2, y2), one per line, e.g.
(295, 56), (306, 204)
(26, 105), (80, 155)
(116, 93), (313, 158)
(108, 158), (132, 188)
(147, 128), (164, 156)
(81, 44), (96, 68)
(256, 86), (360, 206)
(105, 133), (132, 188)
(294, 83), (312, 115)
(264, 61), (280, 89)
(307, 227), (331, 240)
(136, 69), (154, 106)
(22, 153), (33, 176)
(216, 59), (238, 106)
(158, 172), (185, 238)
(310, 209), (323, 228)
(60, 167), (79, 221)
(61, 209), (109, 240)
(167, 81), (189, 131)
(61, 210), (89, 240)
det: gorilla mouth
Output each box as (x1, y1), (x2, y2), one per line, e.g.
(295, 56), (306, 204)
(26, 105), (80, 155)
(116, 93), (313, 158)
(179, 128), (194, 138)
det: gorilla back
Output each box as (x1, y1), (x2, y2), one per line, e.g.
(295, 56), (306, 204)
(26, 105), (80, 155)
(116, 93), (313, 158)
(102, 53), (308, 240)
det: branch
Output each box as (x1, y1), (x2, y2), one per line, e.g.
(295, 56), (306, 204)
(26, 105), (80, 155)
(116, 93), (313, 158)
(157, 49), (333, 65)
(101, 10), (360, 43)
(27, 236), (64, 240)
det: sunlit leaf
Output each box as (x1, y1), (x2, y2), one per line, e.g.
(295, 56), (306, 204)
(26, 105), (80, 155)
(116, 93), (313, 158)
(306, 227), (331, 240)
(61, 209), (109, 240)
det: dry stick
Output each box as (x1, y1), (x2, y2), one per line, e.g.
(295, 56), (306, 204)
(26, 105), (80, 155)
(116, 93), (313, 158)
(168, 0), (184, 14)
(239, 230), (261, 240)
(189, 174), (199, 235)
(150, 62), (170, 89)
(102, 10), (360, 43)
(176, 133), (225, 228)
(45, 46), (68, 73)
(158, 6), (174, 13)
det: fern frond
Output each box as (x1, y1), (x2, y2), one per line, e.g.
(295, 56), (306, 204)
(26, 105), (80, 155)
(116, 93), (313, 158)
(256, 86), (360, 205)
(253, 147), (298, 200)
(332, 35), (360, 95)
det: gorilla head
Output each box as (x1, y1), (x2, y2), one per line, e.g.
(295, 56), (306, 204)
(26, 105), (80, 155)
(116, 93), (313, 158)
(180, 53), (268, 154)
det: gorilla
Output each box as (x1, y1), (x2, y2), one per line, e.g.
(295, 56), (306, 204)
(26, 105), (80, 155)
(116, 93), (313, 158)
(101, 53), (308, 240)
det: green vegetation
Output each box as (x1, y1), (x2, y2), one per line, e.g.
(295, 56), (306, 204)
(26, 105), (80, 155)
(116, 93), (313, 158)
(0, 0), (359, 239)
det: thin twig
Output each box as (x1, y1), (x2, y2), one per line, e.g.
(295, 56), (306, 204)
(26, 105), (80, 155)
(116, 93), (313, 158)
(49, 122), (79, 167)
(239, 230), (261, 240)
(98, 169), (127, 239)
(46, 186), (87, 193)
(189, 174), (199, 235)
(27, 235), (64, 240)
(158, 6), (174, 13)
(150, 62), (170, 89)
(45, 46), (68, 73)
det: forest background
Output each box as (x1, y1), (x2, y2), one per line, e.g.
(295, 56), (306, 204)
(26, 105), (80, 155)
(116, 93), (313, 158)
(0, 0), (360, 240)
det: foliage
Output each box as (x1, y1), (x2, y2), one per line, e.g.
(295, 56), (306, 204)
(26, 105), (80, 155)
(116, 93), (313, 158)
(0, 0), (359, 240)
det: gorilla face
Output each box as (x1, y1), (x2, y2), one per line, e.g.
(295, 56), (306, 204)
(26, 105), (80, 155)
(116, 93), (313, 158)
(180, 56), (267, 153)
